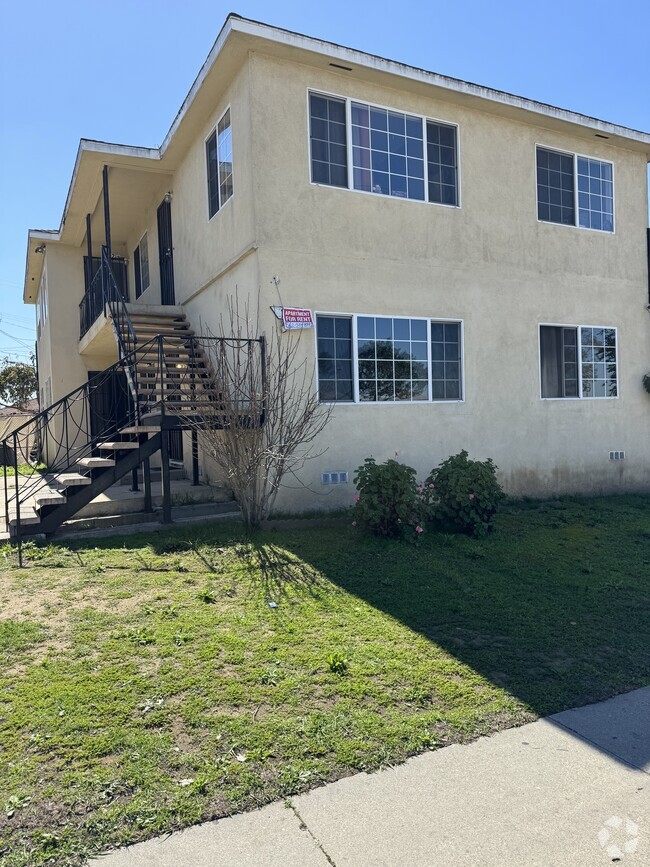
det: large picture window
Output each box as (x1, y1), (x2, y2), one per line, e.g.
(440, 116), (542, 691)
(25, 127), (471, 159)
(536, 147), (613, 232)
(206, 107), (234, 219)
(316, 314), (463, 403)
(540, 324), (617, 399)
(310, 91), (459, 207)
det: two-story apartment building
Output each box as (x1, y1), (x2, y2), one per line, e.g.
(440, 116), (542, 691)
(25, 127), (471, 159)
(19, 14), (650, 528)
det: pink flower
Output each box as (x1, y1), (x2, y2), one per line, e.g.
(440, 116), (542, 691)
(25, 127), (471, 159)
(468, 493), (475, 500)
(354, 495), (359, 502)
(351, 521), (357, 527)
(428, 483), (434, 489)
(417, 486), (423, 493)
(415, 526), (424, 534)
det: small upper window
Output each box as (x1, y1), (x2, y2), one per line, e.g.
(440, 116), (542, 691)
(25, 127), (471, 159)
(134, 233), (150, 299)
(206, 108), (233, 219)
(536, 147), (613, 232)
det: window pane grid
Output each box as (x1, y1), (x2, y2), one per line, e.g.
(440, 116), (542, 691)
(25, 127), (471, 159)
(427, 122), (458, 206)
(580, 327), (617, 398)
(218, 109), (233, 206)
(577, 157), (613, 232)
(351, 102), (425, 201)
(541, 324), (617, 399)
(310, 94), (348, 188)
(206, 131), (219, 218)
(430, 321), (462, 399)
(357, 316), (429, 402)
(536, 147), (575, 226)
(316, 316), (353, 401)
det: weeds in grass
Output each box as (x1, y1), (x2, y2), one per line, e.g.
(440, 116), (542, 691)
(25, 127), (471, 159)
(328, 651), (349, 675)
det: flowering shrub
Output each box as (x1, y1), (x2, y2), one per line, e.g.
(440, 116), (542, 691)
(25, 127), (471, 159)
(426, 449), (505, 537)
(352, 457), (425, 539)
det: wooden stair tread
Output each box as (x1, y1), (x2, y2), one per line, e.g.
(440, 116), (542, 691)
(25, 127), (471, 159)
(119, 425), (160, 433)
(97, 441), (140, 450)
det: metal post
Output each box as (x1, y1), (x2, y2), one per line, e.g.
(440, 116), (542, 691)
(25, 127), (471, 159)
(130, 467), (139, 492)
(85, 213), (93, 288)
(143, 456), (152, 513)
(160, 429), (172, 524)
(102, 165), (111, 261)
(12, 434), (22, 566)
(192, 430), (199, 486)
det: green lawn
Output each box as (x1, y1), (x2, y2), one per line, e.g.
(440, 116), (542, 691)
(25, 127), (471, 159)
(1, 464), (45, 478)
(0, 496), (649, 865)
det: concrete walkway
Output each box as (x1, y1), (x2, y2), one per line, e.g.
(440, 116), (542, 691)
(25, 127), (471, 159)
(94, 687), (649, 866)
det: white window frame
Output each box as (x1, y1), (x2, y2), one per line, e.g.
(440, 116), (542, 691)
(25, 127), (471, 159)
(315, 310), (464, 405)
(307, 89), (462, 209)
(538, 322), (619, 400)
(205, 105), (234, 222)
(535, 144), (615, 234)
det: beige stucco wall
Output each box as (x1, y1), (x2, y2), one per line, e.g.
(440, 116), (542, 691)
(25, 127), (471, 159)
(241, 52), (650, 509)
(33, 48), (649, 504)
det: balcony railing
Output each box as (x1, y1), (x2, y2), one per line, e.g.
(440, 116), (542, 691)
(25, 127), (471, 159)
(79, 253), (129, 339)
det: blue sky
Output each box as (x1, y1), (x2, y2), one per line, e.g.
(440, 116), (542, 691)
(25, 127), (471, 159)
(1, 0), (648, 360)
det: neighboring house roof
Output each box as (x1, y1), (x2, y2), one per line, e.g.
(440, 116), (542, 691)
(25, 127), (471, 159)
(24, 13), (650, 300)
(0, 399), (39, 417)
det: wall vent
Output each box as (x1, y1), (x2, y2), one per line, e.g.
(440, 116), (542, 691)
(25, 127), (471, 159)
(321, 471), (349, 485)
(609, 451), (626, 461)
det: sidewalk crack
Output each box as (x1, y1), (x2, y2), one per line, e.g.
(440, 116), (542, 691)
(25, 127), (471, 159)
(287, 800), (337, 866)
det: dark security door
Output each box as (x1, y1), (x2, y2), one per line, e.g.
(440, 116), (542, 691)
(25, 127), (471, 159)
(157, 198), (175, 305)
(88, 370), (130, 441)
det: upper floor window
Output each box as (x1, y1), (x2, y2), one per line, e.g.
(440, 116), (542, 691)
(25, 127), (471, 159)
(309, 92), (459, 207)
(536, 147), (614, 232)
(540, 324), (618, 399)
(206, 107), (233, 219)
(134, 233), (150, 299)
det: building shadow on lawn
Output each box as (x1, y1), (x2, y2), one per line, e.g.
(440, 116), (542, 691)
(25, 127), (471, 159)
(272, 514), (650, 771)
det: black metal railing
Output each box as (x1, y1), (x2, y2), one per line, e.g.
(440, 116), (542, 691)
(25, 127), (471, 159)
(2, 334), (265, 544)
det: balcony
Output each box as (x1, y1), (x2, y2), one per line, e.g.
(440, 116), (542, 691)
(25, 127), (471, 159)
(79, 254), (128, 356)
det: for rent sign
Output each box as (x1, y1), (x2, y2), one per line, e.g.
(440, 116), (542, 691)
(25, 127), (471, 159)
(282, 308), (314, 330)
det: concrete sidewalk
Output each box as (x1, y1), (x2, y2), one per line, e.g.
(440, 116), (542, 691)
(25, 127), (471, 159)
(94, 687), (649, 866)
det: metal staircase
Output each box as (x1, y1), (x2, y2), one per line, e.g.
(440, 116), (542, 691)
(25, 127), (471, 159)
(2, 251), (264, 547)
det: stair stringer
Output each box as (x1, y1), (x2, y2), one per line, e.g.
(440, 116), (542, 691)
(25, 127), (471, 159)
(28, 433), (162, 538)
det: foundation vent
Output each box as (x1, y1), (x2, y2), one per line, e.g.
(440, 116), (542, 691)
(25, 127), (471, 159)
(609, 451), (626, 461)
(321, 471), (349, 485)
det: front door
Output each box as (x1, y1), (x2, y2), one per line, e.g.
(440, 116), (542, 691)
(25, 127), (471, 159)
(157, 199), (175, 305)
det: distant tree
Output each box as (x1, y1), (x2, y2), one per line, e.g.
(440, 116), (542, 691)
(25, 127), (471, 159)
(0, 356), (38, 411)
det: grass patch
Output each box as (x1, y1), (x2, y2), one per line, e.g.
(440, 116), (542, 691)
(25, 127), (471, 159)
(0, 494), (648, 864)
(1, 464), (45, 478)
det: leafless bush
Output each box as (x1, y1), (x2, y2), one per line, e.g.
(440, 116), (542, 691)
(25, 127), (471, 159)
(185, 296), (332, 530)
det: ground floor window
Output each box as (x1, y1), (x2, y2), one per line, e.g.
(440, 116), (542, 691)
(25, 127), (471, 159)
(539, 324), (617, 398)
(316, 313), (463, 403)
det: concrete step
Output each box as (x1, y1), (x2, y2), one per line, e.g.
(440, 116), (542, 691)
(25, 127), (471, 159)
(125, 303), (184, 317)
(33, 489), (66, 507)
(119, 425), (160, 434)
(7, 506), (40, 526)
(55, 472), (92, 487)
(77, 457), (115, 469)
(97, 441), (140, 450)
